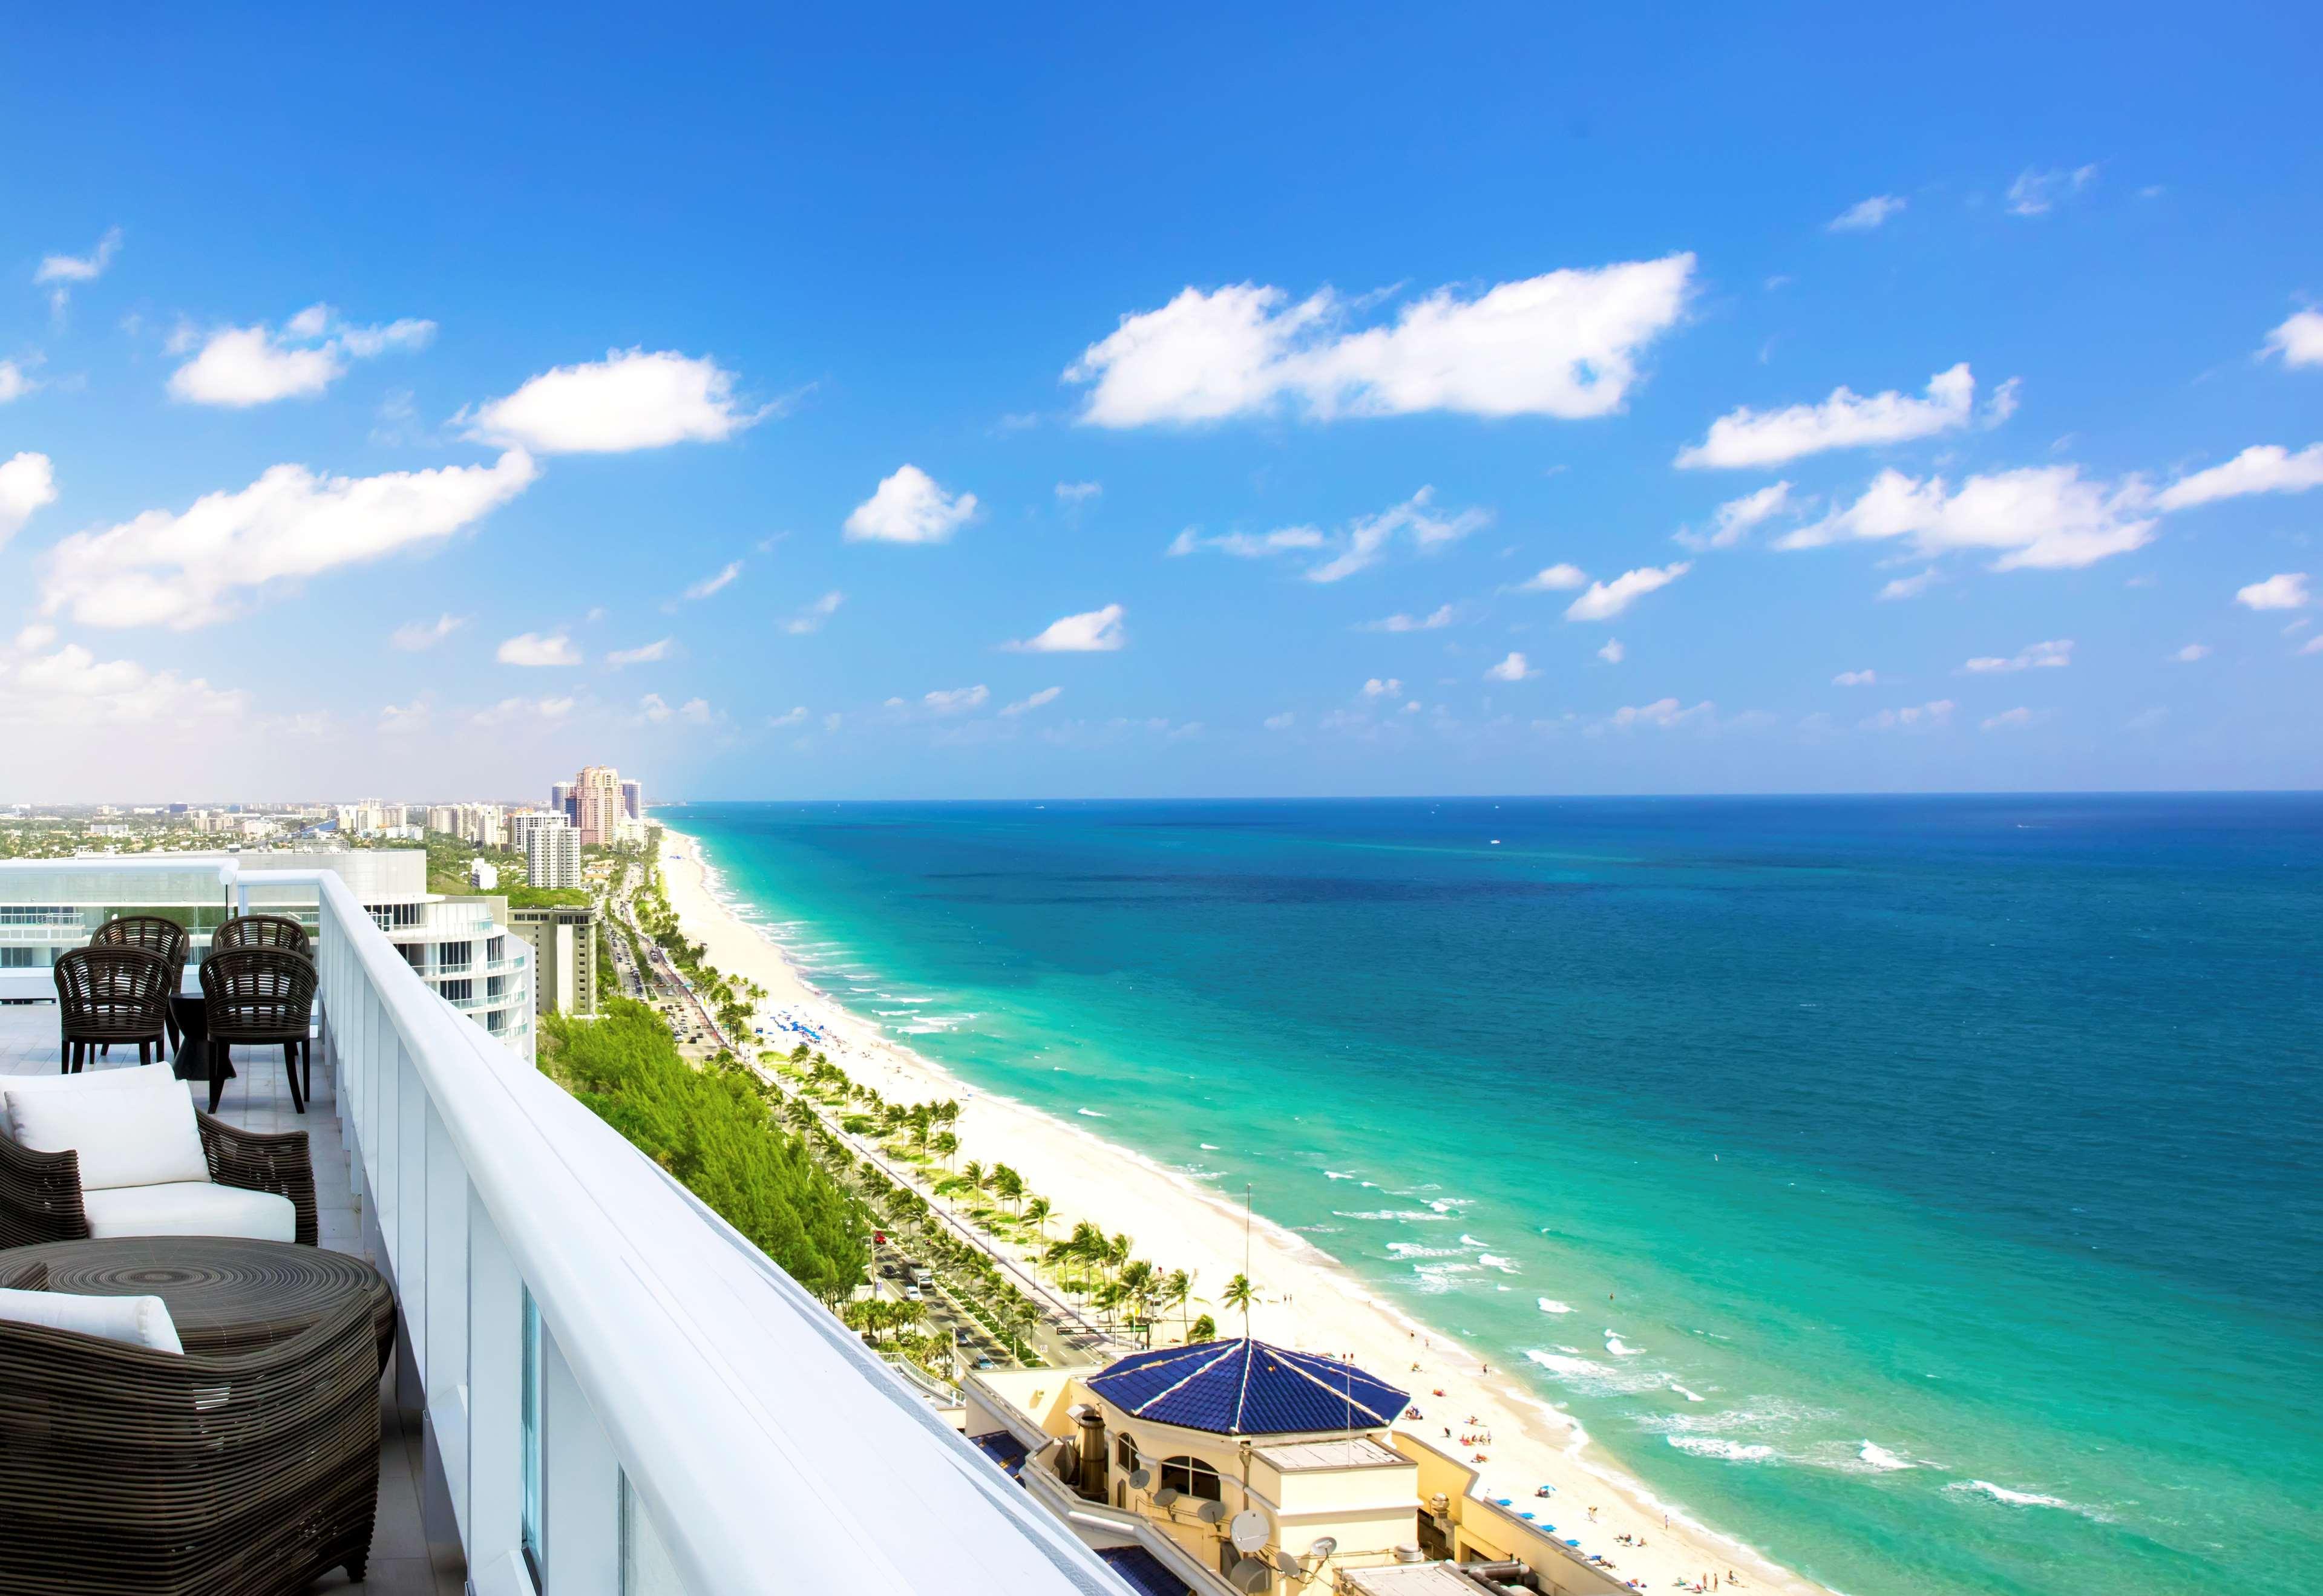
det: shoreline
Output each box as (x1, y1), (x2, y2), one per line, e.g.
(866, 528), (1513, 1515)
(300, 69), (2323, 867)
(655, 822), (1841, 1596)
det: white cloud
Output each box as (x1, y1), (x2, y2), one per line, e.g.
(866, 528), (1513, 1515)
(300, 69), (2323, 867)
(2169, 643), (2210, 662)
(0, 642), (244, 727)
(2263, 310), (2323, 369)
(1055, 480), (1102, 505)
(923, 684), (991, 715)
(470, 695), (575, 728)
(1981, 707), (2041, 731)
(1362, 676), (1404, 697)
(2007, 164), (2098, 217)
(42, 450), (537, 630)
(1827, 195), (1906, 232)
(1779, 465), (2155, 571)
(1167, 525), (1325, 558)
(2126, 705), (2170, 731)
(1597, 638), (1625, 664)
(1607, 698), (1712, 730)
(768, 706), (809, 727)
(1007, 603), (1126, 653)
(682, 560), (744, 601)
(1963, 639), (2072, 673)
(1361, 603), (1458, 632)
(637, 693), (674, 724)
(2235, 572), (2310, 611)
(1860, 699), (1956, 730)
(1833, 669), (1878, 686)
(1878, 567), (1942, 601)
(678, 697), (716, 725)
(1066, 255), (1695, 427)
(2155, 443), (2323, 510)
(1676, 364), (1982, 468)
(1515, 562), (1589, 592)
(497, 631), (581, 666)
(379, 700), (430, 736)
(844, 464), (978, 543)
(0, 451), (59, 546)
(1000, 685), (1064, 717)
(1564, 561), (1691, 621)
(2304, 635), (2323, 656)
(1677, 481), (1803, 552)
(1484, 651), (1536, 682)
(784, 590), (845, 635)
(35, 227), (122, 284)
(607, 637), (675, 667)
(1263, 711), (1296, 731)
(0, 359), (39, 403)
(390, 613), (467, 651)
(464, 348), (759, 453)
(1304, 489), (1491, 583)
(168, 306), (435, 407)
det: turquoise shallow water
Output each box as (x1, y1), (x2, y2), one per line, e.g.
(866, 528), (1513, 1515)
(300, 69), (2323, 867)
(669, 796), (2322, 1595)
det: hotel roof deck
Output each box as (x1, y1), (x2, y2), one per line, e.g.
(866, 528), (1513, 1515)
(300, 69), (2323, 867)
(1, 856), (1132, 1596)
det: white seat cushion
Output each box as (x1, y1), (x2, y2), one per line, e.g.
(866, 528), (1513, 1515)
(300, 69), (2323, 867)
(80, 1181), (296, 1244)
(5, 1076), (209, 1191)
(0, 1285), (183, 1355)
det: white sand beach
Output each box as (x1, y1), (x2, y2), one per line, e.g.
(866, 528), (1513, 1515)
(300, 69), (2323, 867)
(657, 826), (1838, 1596)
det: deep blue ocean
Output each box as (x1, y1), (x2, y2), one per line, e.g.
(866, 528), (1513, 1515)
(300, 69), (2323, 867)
(669, 796), (2321, 1595)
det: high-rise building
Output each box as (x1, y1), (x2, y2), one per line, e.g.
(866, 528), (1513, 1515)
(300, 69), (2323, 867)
(526, 820), (583, 889)
(573, 765), (623, 848)
(506, 809), (562, 856)
(425, 805), (460, 834)
(510, 903), (599, 1018)
(619, 779), (643, 821)
(550, 782), (576, 823)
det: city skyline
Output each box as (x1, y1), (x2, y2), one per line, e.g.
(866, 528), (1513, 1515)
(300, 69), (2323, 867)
(2, 8), (2319, 801)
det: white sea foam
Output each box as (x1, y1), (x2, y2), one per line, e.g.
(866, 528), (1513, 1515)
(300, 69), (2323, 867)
(1426, 1197), (1470, 1213)
(1478, 1254), (1520, 1274)
(1199, 1143), (1220, 1151)
(1524, 1349), (1669, 1396)
(1537, 1298), (1574, 1314)
(1946, 1479), (2080, 1512)
(1412, 1261), (1479, 1294)
(1324, 1170), (1357, 1181)
(1076, 1108), (1107, 1117)
(1387, 1243), (1466, 1258)
(1668, 1382), (1706, 1403)
(1332, 1209), (1450, 1223)
(1604, 1330), (1645, 1357)
(1857, 1442), (1916, 1473)
(1458, 1233), (1490, 1249)
(1667, 1436), (1775, 1464)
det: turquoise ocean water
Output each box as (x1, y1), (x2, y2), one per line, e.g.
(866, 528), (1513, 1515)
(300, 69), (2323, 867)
(668, 796), (2321, 1595)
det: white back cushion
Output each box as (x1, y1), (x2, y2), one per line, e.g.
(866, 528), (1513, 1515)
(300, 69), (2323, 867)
(0, 1064), (177, 1105)
(5, 1077), (209, 1191)
(0, 1286), (184, 1355)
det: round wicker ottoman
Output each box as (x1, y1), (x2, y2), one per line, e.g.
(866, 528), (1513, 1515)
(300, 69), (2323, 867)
(0, 1236), (398, 1595)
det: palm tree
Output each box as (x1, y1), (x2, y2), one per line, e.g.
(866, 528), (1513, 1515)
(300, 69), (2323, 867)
(962, 1160), (986, 1194)
(932, 1131), (958, 1169)
(1222, 1272), (1257, 1329)
(1188, 1313), (1217, 1343)
(1160, 1268), (1193, 1339)
(992, 1165), (1024, 1214)
(1023, 1195), (1052, 1238)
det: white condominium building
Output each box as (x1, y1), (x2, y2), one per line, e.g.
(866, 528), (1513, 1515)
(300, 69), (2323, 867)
(526, 821), (583, 889)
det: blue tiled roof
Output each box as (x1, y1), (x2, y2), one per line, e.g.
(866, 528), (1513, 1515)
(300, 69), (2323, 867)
(1085, 1338), (1408, 1436)
(1096, 1545), (1194, 1596)
(968, 1430), (1030, 1479)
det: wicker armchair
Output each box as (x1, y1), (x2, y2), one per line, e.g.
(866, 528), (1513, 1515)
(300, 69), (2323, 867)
(0, 1107), (317, 1250)
(0, 1257), (382, 1592)
(89, 917), (191, 1052)
(209, 914), (311, 958)
(199, 947), (318, 1114)
(53, 947), (172, 1072)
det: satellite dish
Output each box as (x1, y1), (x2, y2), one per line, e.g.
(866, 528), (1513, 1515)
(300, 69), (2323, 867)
(1230, 1509), (1270, 1553)
(1127, 1467), (1152, 1491)
(1273, 1547), (1305, 1574)
(1153, 1486), (1182, 1508)
(1228, 1558), (1273, 1594)
(1196, 1499), (1227, 1525)
(1307, 1536), (1338, 1558)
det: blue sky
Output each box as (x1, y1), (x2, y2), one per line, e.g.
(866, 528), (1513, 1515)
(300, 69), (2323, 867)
(3, 4), (2319, 802)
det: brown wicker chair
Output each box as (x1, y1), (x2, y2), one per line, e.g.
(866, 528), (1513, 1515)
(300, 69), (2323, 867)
(0, 1254), (384, 1592)
(0, 1111), (318, 1249)
(89, 917), (191, 1052)
(200, 947), (318, 1114)
(53, 947), (173, 1073)
(209, 913), (311, 958)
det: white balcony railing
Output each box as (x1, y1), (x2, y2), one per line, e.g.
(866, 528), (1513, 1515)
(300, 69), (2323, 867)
(17, 859), (1127, 1596)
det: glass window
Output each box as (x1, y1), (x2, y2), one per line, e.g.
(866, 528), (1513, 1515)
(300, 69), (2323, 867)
(1161, 1455), (1222, 1501)
(521, 1290), (545, 1588)
(1117, 1432), (1139, 1471)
